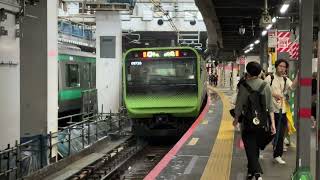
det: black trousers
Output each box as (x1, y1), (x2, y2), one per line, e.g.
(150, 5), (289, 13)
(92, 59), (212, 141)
(242, 129), (263, 175)
(273, 113), (287, 158)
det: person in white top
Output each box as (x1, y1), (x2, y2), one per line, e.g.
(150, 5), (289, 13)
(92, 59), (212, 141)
(264, 59), (298, 164)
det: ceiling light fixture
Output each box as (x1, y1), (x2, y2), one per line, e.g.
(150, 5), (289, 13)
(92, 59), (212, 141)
(280, 4), (290, 14)
(254, 40), (260, 44)
(266, 24), (273, 30)
(272, 17), (277, 23)
(261, 30), (267, 36)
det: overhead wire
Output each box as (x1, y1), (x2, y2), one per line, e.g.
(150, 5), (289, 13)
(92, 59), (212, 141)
(149, 0), (179, 33)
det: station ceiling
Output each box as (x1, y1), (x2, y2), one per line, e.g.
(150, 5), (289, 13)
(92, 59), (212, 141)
(196, 0), (300, 59)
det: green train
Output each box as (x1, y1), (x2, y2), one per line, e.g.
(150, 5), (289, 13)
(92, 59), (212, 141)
(123, 47), (207, 136)
(58, 49), (96, 114)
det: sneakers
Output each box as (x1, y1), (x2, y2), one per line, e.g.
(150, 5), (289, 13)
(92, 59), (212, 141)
(283, 146), (288, 152)
(284, 138), (290, 146)
(259, 154), (264, 159)
(246, 174), (254, 180)
(274, 156), (286, 164)
(255, 173), (263, 180)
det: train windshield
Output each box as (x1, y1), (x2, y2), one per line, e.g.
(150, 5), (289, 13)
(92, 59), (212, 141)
(126, 53), (197, 94)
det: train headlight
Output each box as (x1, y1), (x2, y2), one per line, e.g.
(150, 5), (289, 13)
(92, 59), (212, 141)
(188, 75), (195, 79)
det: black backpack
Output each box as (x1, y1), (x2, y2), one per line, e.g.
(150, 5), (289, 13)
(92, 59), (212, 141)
(241, 82), (270, 131)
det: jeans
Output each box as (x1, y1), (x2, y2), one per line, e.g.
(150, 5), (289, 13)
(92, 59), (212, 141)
(273, 113), (287, 158)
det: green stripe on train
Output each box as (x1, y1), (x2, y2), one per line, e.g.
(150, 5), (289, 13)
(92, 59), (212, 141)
(59, 88), (97, 101)
(58, 54), (95, 62)
(59, 89), (83, 101)
(126, 94), (198, 108)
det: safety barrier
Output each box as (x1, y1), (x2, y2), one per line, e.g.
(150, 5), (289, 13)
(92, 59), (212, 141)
(0, 110), (129, 179)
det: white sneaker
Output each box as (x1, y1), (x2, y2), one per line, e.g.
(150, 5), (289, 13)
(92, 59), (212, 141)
(274, 156), (286, 164)
(284, 138), (290, 145)
(283, 146), (288, 152)
(255, 174), (263, 180)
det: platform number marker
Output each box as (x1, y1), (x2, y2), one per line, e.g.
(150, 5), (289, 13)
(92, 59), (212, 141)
(201, 119), (208, 125)
(187, 138), (199, 146)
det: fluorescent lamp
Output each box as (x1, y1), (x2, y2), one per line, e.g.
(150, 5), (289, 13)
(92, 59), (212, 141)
(266, 24), (272, 30)
(250, 43), (254, 47)
(272, 17), (277, 23)
(280, 4), (290, 14)
(254, 40), (260, 44)
(262, 30), (267, 36)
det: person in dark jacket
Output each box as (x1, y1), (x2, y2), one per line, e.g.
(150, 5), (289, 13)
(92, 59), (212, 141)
(233, 62), (276, 180)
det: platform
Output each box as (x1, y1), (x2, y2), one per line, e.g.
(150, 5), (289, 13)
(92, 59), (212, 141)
(145, 86), (317, 180)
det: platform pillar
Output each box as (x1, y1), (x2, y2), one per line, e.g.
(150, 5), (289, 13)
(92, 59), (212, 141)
(20, 0), (58, 164)
(96, 11), (122, 113)
(292, 0), (313, 179)
(316, 0), (320, 179)
(259, 37), (268, 70)
(0, 1), (20, 150)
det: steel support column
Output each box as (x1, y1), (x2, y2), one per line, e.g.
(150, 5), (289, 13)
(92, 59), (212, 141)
(292, 0), (313, 179)
(316, 0), (320, 179)
(316, 29), (320, 180)
(260, 38), (268, 70)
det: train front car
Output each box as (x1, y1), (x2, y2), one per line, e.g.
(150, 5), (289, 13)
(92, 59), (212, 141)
(123, 47), (206, 136)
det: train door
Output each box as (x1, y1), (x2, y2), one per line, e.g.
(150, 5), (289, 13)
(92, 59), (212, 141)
(81, 62), (91, 89)
(91, 63), (96, 88)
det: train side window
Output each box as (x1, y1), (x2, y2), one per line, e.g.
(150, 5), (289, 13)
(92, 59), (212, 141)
(66, 64), (80, 88)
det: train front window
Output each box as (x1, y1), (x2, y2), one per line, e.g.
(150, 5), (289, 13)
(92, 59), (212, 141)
(66, 64), (80, 88)
(126, 58), (197, 94)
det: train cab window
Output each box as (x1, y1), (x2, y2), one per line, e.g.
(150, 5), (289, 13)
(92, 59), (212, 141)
(66, 64), (80, 88)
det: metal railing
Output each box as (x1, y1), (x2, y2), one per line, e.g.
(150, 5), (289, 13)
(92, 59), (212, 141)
(0, 110), (130, 180)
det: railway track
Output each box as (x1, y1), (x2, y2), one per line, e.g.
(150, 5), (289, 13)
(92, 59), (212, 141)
(69, 137), (171, 180)
(121, 146), (171, 180)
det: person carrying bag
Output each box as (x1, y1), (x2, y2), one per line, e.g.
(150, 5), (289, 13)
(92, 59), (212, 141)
(265, 59), (298, 164)
(233, 62), (276, 180)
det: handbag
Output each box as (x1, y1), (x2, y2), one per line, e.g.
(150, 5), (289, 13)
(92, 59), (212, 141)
(229, 108), (244, 123)
(257, 115), (275, 150)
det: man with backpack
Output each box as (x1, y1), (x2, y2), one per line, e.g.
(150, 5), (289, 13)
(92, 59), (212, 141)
(233, 62), (276, 180)
(264, 59), (298, 164)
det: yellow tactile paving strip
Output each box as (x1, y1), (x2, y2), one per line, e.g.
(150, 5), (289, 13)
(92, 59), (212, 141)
(201, 87), (235, 180)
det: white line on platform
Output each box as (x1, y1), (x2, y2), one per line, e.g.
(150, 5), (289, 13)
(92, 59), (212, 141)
(183, 155), (199, 174)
